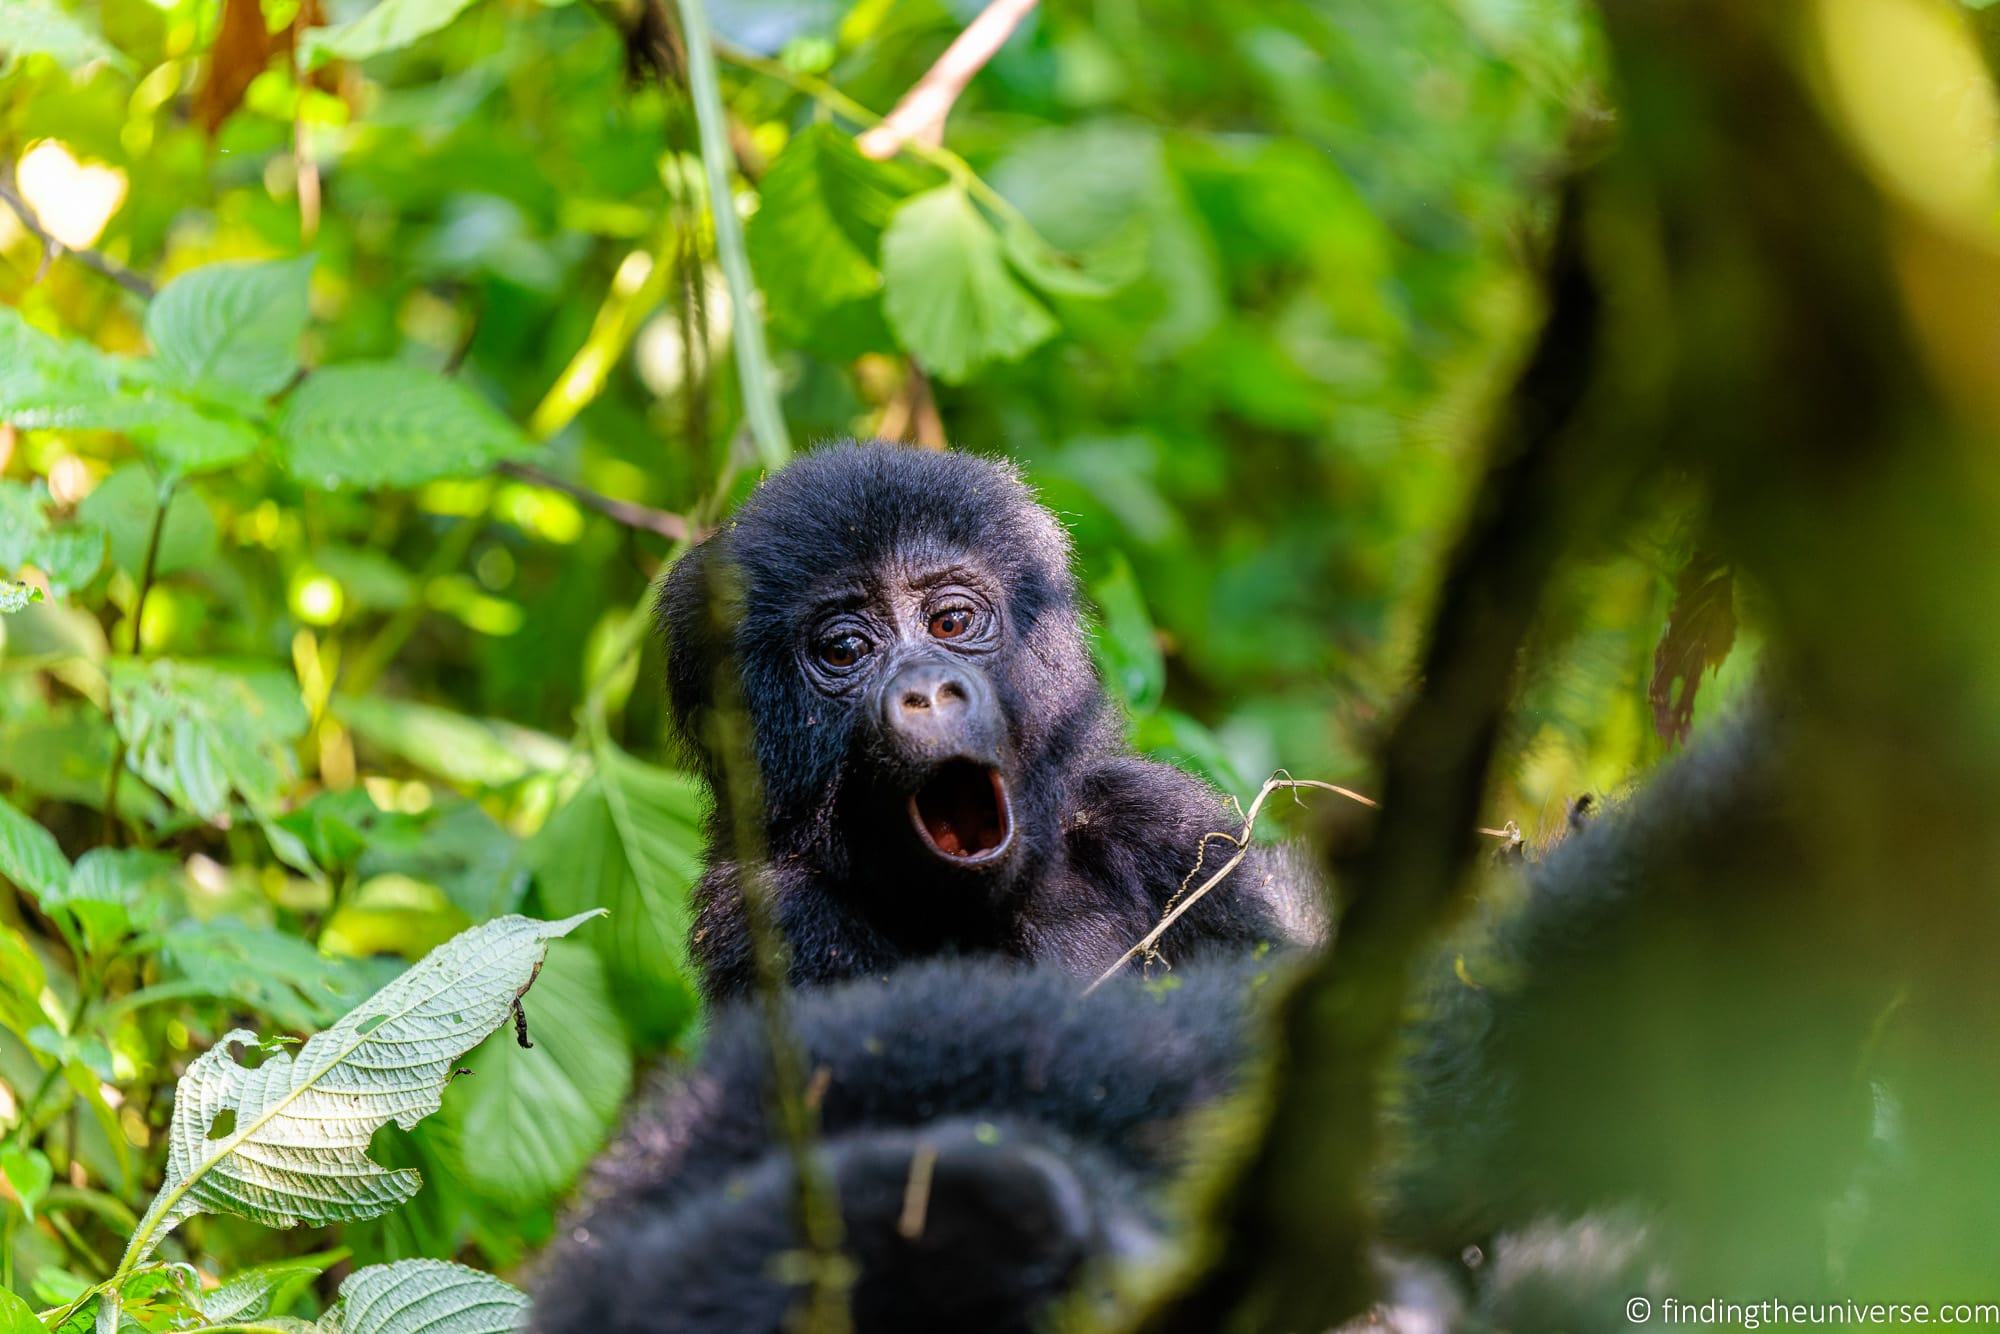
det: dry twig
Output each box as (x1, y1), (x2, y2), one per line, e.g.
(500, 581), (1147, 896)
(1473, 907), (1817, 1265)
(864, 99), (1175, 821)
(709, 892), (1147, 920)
(0, 169), (154, 299)
(855, 0), (1038, 159)
(1084, 776), (1517, 994)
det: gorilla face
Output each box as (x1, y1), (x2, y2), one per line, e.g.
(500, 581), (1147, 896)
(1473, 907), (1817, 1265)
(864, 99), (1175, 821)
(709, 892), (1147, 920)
(799, 554), (1019, 872)
(661, 442), (1111, 911)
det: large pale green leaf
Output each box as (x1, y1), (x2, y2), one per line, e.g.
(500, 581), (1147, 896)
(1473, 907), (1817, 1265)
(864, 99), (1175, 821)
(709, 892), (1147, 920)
(332, 695), (567, 788)
(303, 0), (484, 65)
(316, 1260), (528, 1334)
(445, 941), (631, 1207)
(0, 790), (68, 901)
(193, 1258), (326, 1324)
(146, 257), (313, 400)
(0, 0), (128, 71)
(158, 921), (370, 1030)
(531, 742), (703, 1045)
(279, 363), (531, 490)
(747, 124), (913, 356)
(109, 659), (307, 821)
(124, 912), (600, 1267)
(881, 185), (1057, 382)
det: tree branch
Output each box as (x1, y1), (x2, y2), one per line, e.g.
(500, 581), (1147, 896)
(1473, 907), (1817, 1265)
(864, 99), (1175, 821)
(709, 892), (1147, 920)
(856, 0), (1038, 160)
(0, 169), (155, 300)
(495, 459), (697, 541)
(1129, 181), (1655, 1331)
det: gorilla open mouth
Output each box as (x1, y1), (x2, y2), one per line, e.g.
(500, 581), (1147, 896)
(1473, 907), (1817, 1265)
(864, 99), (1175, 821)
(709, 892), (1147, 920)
(909, 761), (1014, 864)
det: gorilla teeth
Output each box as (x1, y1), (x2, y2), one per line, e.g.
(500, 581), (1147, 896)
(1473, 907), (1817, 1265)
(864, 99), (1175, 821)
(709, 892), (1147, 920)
(911, 761), (1013, 861)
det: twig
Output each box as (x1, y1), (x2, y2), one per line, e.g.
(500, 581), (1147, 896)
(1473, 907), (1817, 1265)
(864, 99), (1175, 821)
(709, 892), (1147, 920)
(1084, 777), (1515, 995)
(855, 0), (1038, 159)
(0, 170), (154, 300)
(674, 0), (790, 471)
(496, 460), (697, 541)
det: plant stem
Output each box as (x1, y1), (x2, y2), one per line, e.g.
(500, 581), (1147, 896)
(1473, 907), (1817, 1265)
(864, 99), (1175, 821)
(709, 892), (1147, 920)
(100, 476), (174, 847)
(675, 0), (790, 471)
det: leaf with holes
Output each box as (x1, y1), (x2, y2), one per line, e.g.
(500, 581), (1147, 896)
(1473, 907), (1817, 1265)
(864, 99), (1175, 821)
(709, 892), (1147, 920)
(119, 912), (601, 1271)
(279, 363), (531, 490)
(146, 257), (313, 400)
(109, 658), (307, 822)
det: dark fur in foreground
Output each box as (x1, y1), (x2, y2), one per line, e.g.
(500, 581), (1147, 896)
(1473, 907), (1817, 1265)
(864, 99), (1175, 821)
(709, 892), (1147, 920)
(530, 956), (1673, 1334)
(530, 958), (1269, 1334)
(660, 442), (1320, 1001)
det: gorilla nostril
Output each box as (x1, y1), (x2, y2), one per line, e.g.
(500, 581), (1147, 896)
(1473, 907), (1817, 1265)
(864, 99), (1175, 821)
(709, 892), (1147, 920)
(903, 691), (931, 711)
(937, 680), (967, 704)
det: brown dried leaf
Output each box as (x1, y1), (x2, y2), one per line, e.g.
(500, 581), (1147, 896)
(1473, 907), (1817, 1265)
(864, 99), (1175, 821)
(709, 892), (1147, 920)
(1650, 549), (1737, 746)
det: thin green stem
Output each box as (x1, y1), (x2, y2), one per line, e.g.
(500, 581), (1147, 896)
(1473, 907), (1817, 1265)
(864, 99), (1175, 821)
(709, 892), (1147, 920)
(676, 0), (790, 471)
(101, 475), (174, 847)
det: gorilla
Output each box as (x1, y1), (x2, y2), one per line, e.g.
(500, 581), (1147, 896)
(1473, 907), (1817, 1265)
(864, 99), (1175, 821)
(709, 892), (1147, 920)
(529, 957), (1266, 1334)
(660, 442), (1321, 1001)
(532, 711), (1899, 1332)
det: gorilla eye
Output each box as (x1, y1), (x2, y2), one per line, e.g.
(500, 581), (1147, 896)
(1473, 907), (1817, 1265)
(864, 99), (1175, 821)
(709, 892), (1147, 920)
(929, 608), (975, 640)
(817, 633), (871, 669)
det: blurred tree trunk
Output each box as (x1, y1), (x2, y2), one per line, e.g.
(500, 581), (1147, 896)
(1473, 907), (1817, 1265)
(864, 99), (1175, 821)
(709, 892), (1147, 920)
(1130, 1), (2000, 1328)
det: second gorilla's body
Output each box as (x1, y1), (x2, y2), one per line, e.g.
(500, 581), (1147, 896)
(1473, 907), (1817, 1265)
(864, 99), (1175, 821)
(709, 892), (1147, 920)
(660, 442), (1322, 1000)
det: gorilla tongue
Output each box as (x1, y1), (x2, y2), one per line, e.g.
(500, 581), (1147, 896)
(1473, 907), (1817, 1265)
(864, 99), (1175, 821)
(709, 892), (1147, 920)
(910, 760), (1013, 862)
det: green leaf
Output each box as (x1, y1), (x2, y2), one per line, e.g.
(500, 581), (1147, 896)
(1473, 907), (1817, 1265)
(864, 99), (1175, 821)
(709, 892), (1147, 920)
(331, 694), (568, 788)
(76, 465), (217, 578)
(445, 941), (631, 1208)
(317, 1260), (529, 1334)
(303, 0), (484, 64)
(158, 921), (371, 1030)
(531, 742), (703, 1045)
(747, 124), (913, 356)
(0, 790), (69, 901)
(109, 659), (307, 821)
(0, 579), (41, 612)
(0, 479), (105, 595)
(0, 1284), (38, 1334)
(882, 185), (1057, 383)
(146, 257), (313, 400)
(0, 1144), (52, 1222)
(0, 309), (139, 428)
(122, 912), (601, 1267)
(195, 1259), (328, 1323)
(0, 0), (129, 71)
(50, 847), (178, 953)
(1089, 551), (1165, 715)
(279, 363), (531, 490)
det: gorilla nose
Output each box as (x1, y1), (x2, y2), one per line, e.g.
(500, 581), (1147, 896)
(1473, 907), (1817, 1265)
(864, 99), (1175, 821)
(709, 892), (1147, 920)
(881, 660), (995, 759)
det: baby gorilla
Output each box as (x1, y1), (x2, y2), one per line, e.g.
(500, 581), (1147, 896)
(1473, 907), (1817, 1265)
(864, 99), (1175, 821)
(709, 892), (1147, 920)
(661, 441), (1320, 1000)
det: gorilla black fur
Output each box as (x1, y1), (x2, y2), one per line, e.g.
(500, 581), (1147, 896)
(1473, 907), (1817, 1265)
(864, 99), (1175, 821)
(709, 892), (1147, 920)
(529, 957), (1267, 1334)
(529, 956), (1672, 1334)
(660, 441), (1320, 1000)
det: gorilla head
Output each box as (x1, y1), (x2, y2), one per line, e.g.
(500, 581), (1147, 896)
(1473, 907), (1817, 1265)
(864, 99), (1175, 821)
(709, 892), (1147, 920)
(664, 442), (1104, 897)
(661, 441), (1318, 998)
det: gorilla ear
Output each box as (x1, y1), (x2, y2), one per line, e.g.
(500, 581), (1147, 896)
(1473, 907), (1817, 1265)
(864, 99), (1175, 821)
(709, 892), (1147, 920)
(659, 537), (722, 760)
